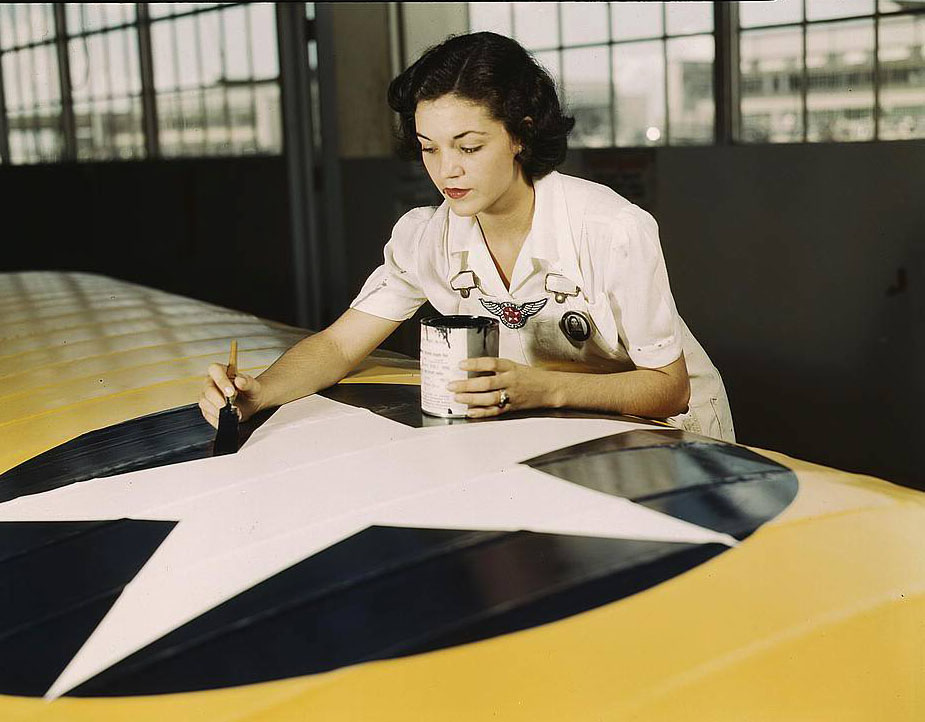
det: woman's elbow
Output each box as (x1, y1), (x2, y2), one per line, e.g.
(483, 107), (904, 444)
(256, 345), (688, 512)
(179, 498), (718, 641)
(664, 371), (691, 418)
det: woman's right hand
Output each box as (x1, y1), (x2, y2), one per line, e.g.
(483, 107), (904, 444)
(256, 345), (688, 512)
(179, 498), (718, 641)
(198, 363), (264, 428)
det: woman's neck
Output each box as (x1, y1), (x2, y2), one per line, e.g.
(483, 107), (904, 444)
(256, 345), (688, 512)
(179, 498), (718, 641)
(476, 170), (535, 251)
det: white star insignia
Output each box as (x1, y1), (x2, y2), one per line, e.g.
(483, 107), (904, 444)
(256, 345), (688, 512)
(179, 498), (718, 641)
(0, 395), (736, 698)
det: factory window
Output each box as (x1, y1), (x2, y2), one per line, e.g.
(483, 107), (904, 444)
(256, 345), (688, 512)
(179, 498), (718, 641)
(739, 0), (925, 142)
(0, 3), (63, 163)
(0, 2), (282, 164)
(469, 2), (716, 148)
(149, 2), (281, 157)
(67, 4), (145, 160)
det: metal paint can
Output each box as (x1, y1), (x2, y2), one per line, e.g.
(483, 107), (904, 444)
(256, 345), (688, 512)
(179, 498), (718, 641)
(420, 315), (500, 418)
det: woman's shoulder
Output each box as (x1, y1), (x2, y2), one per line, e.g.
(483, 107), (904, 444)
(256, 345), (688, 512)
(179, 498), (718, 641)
(390, 203), (448, 245)
(394, 203), (445, 229)
(553, 172), (658, 251)
(554, 172), (636, 219)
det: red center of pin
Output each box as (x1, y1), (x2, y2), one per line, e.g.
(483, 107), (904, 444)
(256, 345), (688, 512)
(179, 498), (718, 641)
(503, 307), (522, 325)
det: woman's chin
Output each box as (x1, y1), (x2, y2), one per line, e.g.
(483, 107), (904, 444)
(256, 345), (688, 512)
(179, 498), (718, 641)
(446, 197), (481, 217)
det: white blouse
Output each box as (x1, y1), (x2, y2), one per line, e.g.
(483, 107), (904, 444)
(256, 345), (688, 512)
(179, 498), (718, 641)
(351, 171), (735, 442)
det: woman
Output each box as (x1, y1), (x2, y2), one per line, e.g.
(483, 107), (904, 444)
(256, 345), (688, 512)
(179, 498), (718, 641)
(199, 32), (734, 442)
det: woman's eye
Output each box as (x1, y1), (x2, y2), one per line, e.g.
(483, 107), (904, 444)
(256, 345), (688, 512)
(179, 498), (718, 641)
(420, 146), (437, 154)
(460, 146), (482, 154)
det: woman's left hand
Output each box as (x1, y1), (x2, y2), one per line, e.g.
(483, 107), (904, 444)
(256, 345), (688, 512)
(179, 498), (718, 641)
(448, 358), (559, 418)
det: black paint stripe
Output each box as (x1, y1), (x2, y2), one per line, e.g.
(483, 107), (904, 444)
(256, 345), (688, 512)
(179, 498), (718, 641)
(0, 406), (215, 502)
(0, 520), (175, 696)
(525, 430), (798, 540)
(69, 529), (724, 697)
(0, 404), (283, 503)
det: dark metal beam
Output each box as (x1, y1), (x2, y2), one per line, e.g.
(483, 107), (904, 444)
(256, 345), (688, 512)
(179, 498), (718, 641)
(873, 6), (881, 140)
(136, 3), (160, 158)
(276, 2), (323, 329)
(714, 1), (739, 145)
(52, 3), (77, 161)
(662, 3), (670, 144)
(314, 2), (348, 322)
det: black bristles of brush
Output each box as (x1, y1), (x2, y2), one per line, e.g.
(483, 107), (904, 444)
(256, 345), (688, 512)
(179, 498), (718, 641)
(213, 398), (240, 456)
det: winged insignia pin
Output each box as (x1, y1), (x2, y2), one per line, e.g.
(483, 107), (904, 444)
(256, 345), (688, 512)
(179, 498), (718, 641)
(479, 298), (548, 329)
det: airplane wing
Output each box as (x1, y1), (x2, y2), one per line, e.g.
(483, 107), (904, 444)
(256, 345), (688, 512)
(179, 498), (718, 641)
(0, 271), (921, 720)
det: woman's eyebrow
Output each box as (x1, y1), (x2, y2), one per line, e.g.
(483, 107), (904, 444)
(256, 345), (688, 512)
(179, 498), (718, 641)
(416, 130), (489, 141)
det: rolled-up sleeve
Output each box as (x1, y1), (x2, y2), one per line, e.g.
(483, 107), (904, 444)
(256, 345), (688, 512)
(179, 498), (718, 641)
(606, 206), (683, 369)
(350, 208), (431, 321)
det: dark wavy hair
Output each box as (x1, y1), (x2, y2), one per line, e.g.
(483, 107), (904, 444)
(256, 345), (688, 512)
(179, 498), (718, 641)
(387, 32), (574, 180)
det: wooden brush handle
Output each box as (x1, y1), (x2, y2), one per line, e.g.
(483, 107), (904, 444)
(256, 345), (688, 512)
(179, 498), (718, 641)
(226, 340), (238, 380)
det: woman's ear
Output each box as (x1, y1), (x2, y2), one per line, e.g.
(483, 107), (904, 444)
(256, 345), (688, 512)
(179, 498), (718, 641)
(513, 117), (533, 157)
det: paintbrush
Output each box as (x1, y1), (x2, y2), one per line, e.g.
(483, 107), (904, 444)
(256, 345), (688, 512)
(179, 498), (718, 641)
(213, 340), (240, 456)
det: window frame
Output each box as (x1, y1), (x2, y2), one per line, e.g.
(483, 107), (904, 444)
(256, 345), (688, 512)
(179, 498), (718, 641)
(0, 1), (284, 164)
(469, 2), (719, 148)
(0, 3), (67, 163)
(464, 1), (925, 148)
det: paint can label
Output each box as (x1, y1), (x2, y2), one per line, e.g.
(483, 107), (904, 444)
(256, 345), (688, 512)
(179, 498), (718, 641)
(420, 316), (500, 418)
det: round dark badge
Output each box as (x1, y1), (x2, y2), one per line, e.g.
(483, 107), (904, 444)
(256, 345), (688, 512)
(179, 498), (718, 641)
(560, 311), (592, 342)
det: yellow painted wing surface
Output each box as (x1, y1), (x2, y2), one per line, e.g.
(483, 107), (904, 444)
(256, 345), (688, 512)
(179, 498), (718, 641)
(0, 272), (417, 474)
(0, 272), (922, 721)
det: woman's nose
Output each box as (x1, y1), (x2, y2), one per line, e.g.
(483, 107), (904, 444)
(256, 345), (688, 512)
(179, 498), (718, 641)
(441, 153), (463, 178)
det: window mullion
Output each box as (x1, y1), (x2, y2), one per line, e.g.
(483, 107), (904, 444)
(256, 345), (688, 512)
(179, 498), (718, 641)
(136, 3), (160, 158)
(52, 4), (77, 161)
(244, 3), (258, 152)
(169, 12), (186, 155)
(219, 9), (232, 149)
(194, 9), (208, 155)
(101, 18), (117, 158)
(873, 3), (880, 140)
(714, 0), (738, 145)
(23, 12), (41, 159)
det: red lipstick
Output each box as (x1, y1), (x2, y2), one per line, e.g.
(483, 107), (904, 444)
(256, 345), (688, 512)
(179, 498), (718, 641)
(444, 188), (470, 200)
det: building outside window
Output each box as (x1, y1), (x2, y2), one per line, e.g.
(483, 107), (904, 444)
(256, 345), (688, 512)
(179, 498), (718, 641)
(469, 1), (716, 147)
(66, 3), (145, 160)
(471, 0), (924, 147)
(149, 2), (281, 157)
(739, 0), (924, 143)
(1, 2), (922, 163)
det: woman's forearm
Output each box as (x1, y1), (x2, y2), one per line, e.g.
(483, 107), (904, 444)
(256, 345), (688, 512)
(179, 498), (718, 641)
(254, 331), (354, 411)
(543, 357), (690, 419)
(254, 309), (402, 413)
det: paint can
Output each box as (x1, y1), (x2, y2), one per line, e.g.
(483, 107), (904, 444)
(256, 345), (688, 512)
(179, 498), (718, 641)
(420, 315), (500, 418)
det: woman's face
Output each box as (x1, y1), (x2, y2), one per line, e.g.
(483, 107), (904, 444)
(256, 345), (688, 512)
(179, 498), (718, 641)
(414, 94), (526, 217)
